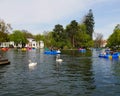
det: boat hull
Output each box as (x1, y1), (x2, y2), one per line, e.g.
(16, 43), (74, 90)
(44, 51), (61, 55)
(78, 49), (86, 53)
(99, 52), (120, 59)
(0, 59), (10, 65)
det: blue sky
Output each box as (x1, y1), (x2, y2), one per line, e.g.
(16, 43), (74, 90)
(0, 0), (120, 39)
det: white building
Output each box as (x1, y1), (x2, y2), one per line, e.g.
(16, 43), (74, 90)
(25, 38), (44, 48)
(39, 41), (44, 48)
(0, 41), (15, 47)
(0, 38), (44, 48)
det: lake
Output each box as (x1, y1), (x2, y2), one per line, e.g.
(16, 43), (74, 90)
(0, 49), (120, 96)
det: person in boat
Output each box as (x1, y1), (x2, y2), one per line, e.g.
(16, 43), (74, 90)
(57, 48), (60, 52)
(50, 47), (53, 51)
(110, 51), (114, 55)
(101, 52), (106, 56)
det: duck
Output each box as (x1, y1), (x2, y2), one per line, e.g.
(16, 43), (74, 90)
(28, 60), (37, 67)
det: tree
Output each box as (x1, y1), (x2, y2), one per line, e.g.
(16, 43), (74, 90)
(52, 24), (64, 41)
(52, 24), (67, 48)
(9, 30), (28, 47)
(75, 24), (93, 48)
(34, 34), (44, 42)
(22, 30), (33, 38)
(0, 19), (12, 42)
(107, 24), (120, 49)
(43, 31), (55, 47)
(83, 9), (94, 39)
(66, 20), (79, 48)
(114, 24), (120, 30)
(94, 32), (103, 48)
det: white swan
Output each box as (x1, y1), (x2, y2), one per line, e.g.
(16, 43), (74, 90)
(56, 55), (63, 62)
(28, 60), (37, 67)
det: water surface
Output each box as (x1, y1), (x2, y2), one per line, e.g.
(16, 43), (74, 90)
(0, 49), (120, 96)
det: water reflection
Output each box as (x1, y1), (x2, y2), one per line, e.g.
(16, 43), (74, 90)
(63, 51), (95, 94)
(0, 65), (9, 80)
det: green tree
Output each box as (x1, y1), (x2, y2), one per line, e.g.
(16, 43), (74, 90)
(66, 20), (79, 48)
(52, 24), (67, 48)
(34, 34), (44, 42)
(52, 24), (64, 41)
(114, 24), (120, 30)
(0, 19), (12, 42)
(9, 30), (28, 47)
(43, 31), (55, 47)
(107, 25), (120, 49)
(83, 9), (94, 39)
(22, 30), (33, 38)
(75, 24), (93, 48)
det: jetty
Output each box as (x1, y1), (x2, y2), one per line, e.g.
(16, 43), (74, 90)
(0, 58), (10, 65)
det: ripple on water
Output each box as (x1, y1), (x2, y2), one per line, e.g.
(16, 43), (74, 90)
(0, 49), (120, 96)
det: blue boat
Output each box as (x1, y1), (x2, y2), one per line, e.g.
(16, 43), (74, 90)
(99, 52), (120, 59)
(44, 50), (61, 55)
(78, 48), (86, 53)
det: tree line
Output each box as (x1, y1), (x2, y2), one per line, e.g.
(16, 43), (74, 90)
(0, 9), (95, 49)
(106, 24), (120, 50)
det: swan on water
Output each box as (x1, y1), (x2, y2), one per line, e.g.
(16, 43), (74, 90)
(28, 60), (37, 67)
(56, 55), (63, 62)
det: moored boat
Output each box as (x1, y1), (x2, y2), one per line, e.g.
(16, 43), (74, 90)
(1, 47), (9, 51)
(99, 52), (120, 59)
(78, 48), (86, 53)
(44, 50), (61, 55)
(0, 58), (10, 65)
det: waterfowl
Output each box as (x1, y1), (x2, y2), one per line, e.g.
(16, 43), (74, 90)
(56, 58), (63, 62)
(28, 60), (37, 67)
(56, 55), (63, 62)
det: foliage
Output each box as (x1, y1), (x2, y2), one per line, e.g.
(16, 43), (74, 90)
(107, 25), (120, 49)
(52, 24), (64, 42)
(22, 30), (33, 38)
(34, 34), (44, 42)
(83, 9), (94, 39)
(0, 19), (12, 42)
(52, 24), (68, 48)
(9, 30), (28, 47)
(43, 31), (55, 47)
(0, 9), (95, 49)
(43, 21), (94, 49)
(66, 20), (79, 48)
(75, 24), (93, 48)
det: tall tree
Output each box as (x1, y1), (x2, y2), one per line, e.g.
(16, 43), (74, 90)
(75, 24), (93, 48)
(66, 20), (79, 47)
(83, 9), (94, 39)
(0, 19), (12, 42)
(114, 24), (120, 31)
(53, 24), (64, 42)
(52, 24), (67, 48)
